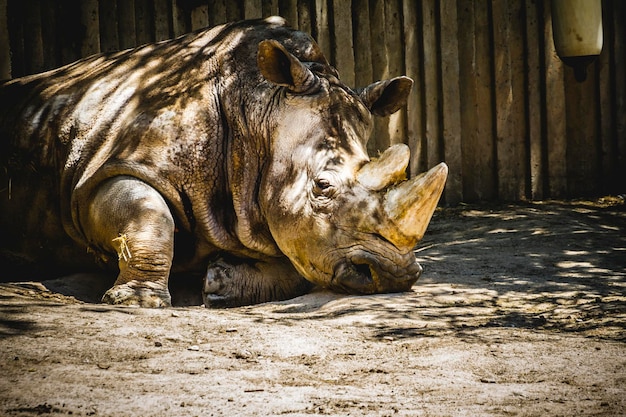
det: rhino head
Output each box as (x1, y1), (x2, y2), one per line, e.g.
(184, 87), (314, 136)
(256, 40), (448, 294)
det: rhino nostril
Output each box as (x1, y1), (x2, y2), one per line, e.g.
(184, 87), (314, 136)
(332, 259), (377, 293)
(353, 262), (373, 281)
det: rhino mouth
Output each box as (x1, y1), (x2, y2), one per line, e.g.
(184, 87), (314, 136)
(330, 251), (422, 294)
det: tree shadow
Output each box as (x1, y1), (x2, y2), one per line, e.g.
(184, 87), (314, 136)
(260, 199), (626, 342)
(370, 199), (626, 342)
(1, 199), (624, 342)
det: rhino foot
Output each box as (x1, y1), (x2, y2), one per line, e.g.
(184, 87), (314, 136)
(202, 258), (313, 308)
(102, 281), (172, 308)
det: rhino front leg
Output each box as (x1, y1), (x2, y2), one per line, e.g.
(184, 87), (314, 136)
(202, 257), (314, 308)
(81, 176), (175, 307)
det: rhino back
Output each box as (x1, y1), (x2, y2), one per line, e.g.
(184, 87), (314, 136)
(0, 17), (326, 277)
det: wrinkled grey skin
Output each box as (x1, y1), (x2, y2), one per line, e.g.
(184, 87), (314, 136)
(0, 17), (446, 307)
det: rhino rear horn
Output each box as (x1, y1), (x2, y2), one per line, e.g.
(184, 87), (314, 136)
(257, 40), (321, 94)
(359, 76), (413, 117)
(357, 144), (410, 191)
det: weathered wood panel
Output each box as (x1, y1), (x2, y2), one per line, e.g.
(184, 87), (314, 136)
(565, 63), (599, 196)
(352, 0), (372, 90)
(154, 0), (171, 41)
(421, 0), (442, 171)
(543, 3), (568, 198)
(295, 0), (309, 32)
(385, 0), (406, 150)
(81, 0), (101, 56)
(402, 0), (424, 177)
(612, 0), (626, 192)
(118, 0), (137, 49)
(368, 0), (389, 154)
(313, 0), (329, 58)
(98, 0), (120, 53)
(493, 0), (527, 201)
(0, 0), (9, 79)
(439, 0), (463, 204)
(40, 1), (58, 69)
(2, 0), (624, 203)
(526, 0), (544, 200)
(245, 0), (263, 19)
(6, 0), (25, 78)
(191, 4), (209, 30)
(458, 0), (496, 201)
(134, 0), (153, 45)
(23, 0), (43, 75)
(171, 0), (188, 36)
(330, 0), (354, 88)
(598, 1), (614, 191)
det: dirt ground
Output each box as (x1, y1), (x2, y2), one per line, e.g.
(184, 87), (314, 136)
(1, 198), (625, 416)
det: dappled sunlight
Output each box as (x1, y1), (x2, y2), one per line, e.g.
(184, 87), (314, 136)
(486, 228), (518, 234)
(241, 200), (626, 342)
(1, 200), (624, 343)
(411, 200), (626, 340)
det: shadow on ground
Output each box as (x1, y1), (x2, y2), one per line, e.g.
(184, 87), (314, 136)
(1, 198), (625, 342)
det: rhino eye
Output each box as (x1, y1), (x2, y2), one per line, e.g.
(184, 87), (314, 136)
(313, 178), (336, 197)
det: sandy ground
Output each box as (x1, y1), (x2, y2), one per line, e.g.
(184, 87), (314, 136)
(1, 198), (625, 416)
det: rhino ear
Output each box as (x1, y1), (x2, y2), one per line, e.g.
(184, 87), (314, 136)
(257, 39), (321, 94)
(359, 76), (413, 117)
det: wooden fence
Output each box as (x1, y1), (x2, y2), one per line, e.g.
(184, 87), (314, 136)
(1, 0), (624, 203)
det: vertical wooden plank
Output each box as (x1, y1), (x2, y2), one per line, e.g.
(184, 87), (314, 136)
(191, 4), (209, 30)
(598, 0), (615, 192)
(385, 0), (406, 147)
(172, 0), (188, 36)
(262, 0), (279, 17)
(458, 0), (480, 200)
(492, 0), (527, 201)
(99, 0), (120, 52)
(245, 0), (263, 19)
(135, 0), (154, 44)
(80, 0), (100, 57)
(439, 0), (462, 203)
(278, 0), (297, 26)
(6, 0), (24, 77)
(403, 0), (424, 176)
(564, 66), (599, 196)
(458, 0), (495, 201)
(0, 0), (11, 79)
(57, 0), (82, 65)
(612, 0), (626, 190)
(384, 0), (403, 80)
(421, 0), (441, 170)
(369, 0), (390, 154)
(40, 0), (58, 68)
(353, 0), (372, 88)
(330, 0), (355, 87)
(154, 0), (172, 40)
(23, 0), (44, 74)
(543, 1), (567, 198)
(369, 0), (386, 80)
(226, 1), (243, 21)
(297, 0), (312, 33)
(209, 0), (226, 26)
(474, 2), (496, 200)
(313, 0), (330, 59)
(118, 0), (137, 49)
(526, 0), (544, 199)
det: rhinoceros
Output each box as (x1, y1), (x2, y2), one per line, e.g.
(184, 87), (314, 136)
(0, 16), (447, 307)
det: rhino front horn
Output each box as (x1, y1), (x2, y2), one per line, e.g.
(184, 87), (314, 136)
(381, 162), (448, 251)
